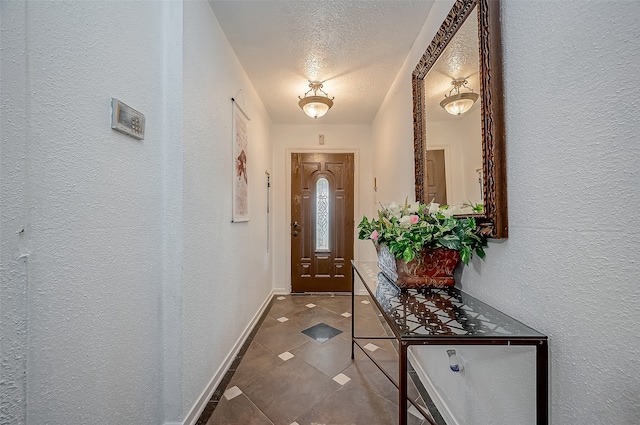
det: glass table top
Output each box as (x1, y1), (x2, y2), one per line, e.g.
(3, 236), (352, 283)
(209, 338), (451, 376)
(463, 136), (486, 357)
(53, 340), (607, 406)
(352, 261), (546, 340)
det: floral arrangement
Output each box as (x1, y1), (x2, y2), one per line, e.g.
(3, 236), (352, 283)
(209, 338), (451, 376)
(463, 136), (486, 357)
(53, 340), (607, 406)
(357, 200), (488, 265)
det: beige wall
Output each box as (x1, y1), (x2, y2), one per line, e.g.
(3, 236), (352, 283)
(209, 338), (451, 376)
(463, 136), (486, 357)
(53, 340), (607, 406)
(181, 2), (274, 422)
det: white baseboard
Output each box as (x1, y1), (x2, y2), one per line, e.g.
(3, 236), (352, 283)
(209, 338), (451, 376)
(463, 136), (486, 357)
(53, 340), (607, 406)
(272, 287), (367, 296)
(408, 350), (461, 425)
(179, 289), (276, 425)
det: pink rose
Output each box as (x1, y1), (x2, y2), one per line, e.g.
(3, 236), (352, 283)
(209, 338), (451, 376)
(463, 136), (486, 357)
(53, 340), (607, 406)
(370, 230), (379, 242)
(409, 215), (419, 225)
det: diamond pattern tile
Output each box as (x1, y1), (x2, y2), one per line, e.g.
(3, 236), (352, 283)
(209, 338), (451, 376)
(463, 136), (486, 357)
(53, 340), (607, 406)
(200, 295), (440, 425)
(301, 322), (343, 343)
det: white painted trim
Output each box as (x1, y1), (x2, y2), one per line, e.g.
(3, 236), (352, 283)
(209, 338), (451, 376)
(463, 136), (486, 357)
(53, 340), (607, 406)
(274, 286), (365, 296)
(408, 349), (461, 425)
(179, 289), (276, 425)
(285, 148), (361, 291)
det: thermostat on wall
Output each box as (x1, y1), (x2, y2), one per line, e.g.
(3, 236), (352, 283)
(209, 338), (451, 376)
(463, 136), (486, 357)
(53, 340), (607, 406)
(111, 98), (145, 140)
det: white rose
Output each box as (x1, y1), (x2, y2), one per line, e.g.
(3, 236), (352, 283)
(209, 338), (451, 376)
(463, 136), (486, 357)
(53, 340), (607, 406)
(448, 205), (460, 215)
(441, 207), (454, 218)
(388, 202), (402, 218)
(407, 202), (420, 214)
(399, 215), (412, 227)
(428, 203), (440, 214)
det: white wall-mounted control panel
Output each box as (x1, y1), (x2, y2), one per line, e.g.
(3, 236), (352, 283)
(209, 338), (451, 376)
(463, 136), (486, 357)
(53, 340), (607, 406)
(111, 98), (145, 140)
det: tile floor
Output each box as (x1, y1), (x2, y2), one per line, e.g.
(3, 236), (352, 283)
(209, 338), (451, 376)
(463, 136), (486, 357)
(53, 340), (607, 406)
(200, 294), (442, 425)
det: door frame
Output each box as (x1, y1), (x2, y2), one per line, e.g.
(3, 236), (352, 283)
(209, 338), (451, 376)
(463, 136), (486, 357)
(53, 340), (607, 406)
(426, 144), (452, 205)
(285, 148), (360, 292)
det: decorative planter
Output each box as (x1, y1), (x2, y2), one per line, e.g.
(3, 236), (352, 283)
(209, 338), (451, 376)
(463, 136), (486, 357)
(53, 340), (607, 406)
(376, 244), (460, 289)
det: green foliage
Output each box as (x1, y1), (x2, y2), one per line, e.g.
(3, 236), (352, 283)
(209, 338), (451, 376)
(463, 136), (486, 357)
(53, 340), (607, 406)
(357, 201), (488, 265)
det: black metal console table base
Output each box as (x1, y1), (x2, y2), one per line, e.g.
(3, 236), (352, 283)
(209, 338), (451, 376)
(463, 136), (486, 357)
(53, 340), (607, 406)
(350, 260), (548, 425)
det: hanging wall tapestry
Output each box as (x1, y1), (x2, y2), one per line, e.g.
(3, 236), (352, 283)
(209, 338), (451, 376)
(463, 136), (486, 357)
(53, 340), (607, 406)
(232, 98), (250, 222)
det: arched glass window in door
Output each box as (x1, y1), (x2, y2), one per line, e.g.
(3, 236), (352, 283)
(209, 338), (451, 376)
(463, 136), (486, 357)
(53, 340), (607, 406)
(316, 177), (329, 251)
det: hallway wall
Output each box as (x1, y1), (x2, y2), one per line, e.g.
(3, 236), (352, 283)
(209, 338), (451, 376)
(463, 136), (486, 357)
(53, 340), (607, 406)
(1, 1), (170, 423)
(372, 1), (640, 424)
(181, 2), (273, 423)
(1, 1), (274, 424)
(270, 125), (374, 293)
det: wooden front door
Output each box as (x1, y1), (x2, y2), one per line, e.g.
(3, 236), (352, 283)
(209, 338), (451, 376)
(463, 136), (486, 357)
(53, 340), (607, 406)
(426, 149), (447, 205)
(291, 152), (354, 292)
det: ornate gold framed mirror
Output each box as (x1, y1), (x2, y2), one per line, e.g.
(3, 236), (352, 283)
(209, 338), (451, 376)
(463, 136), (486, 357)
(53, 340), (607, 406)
(412, 0), (507, 238)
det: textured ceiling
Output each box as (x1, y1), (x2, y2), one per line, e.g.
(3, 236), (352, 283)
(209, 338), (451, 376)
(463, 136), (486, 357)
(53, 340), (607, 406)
(423, 5), (480, 121)
(208, 0), (435, 125)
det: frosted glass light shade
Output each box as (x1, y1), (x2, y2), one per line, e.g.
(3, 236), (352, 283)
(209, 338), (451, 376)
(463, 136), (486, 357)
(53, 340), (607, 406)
(440, 92), (479, 116)
(299, 96), (333, 119)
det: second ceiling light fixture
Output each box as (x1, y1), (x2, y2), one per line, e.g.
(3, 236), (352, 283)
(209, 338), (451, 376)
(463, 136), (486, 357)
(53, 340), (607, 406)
(440, 78), (479, 116)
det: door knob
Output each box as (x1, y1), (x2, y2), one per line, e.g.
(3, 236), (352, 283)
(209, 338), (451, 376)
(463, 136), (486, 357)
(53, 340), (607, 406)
(292, 231), (298, 236)
(293, 221), (299, 228)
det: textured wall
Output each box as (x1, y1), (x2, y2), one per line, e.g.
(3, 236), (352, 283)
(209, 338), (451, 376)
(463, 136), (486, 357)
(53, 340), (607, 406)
(1, 1), (30, 422)
(270, 125), (374, 292)
(182, 1), (273, 420)
(2, 1), (274, 423)
(160, 1), (185, 422)
(373, 1), (640, 424)
(1, 1), (168, 424)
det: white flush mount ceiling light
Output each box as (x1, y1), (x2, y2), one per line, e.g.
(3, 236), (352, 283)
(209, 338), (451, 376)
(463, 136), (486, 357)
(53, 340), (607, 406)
(440, 78), (479, 116)
(298, 81), (334, 119)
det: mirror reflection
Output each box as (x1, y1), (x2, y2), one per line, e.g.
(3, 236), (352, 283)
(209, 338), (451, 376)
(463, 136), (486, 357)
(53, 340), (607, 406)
(414, 0), (507, 238)
(423, 5), (483, 208)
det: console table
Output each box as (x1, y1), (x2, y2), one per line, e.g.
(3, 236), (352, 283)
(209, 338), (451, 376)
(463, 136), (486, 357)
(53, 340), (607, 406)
(350, 260), (548, 425)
